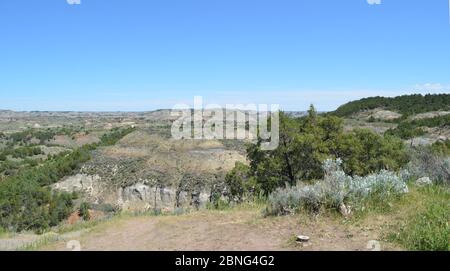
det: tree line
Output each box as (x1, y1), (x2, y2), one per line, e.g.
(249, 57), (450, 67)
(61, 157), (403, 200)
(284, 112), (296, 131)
(333, 94), (450, 117)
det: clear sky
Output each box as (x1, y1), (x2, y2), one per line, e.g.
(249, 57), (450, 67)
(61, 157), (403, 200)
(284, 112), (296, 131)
(0, 0), (449, 111)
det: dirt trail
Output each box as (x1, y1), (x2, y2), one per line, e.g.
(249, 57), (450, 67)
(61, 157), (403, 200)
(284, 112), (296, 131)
(41, 208), (399, 251)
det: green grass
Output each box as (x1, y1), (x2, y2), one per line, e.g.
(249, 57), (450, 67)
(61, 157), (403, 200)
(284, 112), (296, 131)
(386, 185), (449, 251)
(0, 227), (10, 238)
(348, 191), (404, 221)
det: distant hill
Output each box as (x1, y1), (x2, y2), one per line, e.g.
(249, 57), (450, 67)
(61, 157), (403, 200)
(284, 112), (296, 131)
(332, 94), (450, 117)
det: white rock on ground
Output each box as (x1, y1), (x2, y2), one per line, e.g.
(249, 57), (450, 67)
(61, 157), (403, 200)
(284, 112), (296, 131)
(416, 177), (432, 187)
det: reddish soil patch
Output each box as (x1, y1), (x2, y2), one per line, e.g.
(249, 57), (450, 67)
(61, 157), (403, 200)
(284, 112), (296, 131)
(67, 210), (105, 225)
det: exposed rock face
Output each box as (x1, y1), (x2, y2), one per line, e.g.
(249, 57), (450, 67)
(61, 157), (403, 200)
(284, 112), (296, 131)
(354, 108), (402, 121)
(52, 174), (103, 200)
(411, 111), (450, 120)
(118, 183), (210, 212)
(54, 174), (213, 212)
(50, 131), (243, 213)
(122, 183), (154, 202)
(410, 137), (434, 146)
(370, 110), (402, 121)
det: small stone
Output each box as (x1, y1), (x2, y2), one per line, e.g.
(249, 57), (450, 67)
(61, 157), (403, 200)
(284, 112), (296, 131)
(416, 177), (432, 187)
(339, 203), (352, 218)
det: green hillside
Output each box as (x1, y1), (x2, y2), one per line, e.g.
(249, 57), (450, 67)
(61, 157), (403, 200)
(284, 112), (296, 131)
(333, 94), (450, 117)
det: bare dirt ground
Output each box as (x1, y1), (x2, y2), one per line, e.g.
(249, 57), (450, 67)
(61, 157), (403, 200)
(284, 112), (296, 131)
(40, 207), (400, 251)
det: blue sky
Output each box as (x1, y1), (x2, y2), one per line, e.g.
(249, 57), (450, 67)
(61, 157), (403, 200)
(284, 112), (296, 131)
(0, 0), (449, 111)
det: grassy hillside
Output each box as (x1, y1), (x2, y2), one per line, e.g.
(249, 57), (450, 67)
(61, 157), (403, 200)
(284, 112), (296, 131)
(333, 94), (450, 117)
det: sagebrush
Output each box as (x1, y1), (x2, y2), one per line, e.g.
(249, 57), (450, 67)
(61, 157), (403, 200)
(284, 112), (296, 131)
(266, 159), (408, 215)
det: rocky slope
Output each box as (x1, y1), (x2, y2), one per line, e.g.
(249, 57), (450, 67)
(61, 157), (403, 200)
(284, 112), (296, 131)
(52, 129), (247, 212)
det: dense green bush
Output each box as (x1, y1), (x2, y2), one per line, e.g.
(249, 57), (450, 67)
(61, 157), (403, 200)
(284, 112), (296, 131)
(431, 140), (450, 156)
(49, 192), (74, 227)
(79, 202), (91, 221)
(338, 130), (408, 176)
(242, 107), (408, 195)
(385, 123), (426, 140)
(224, 162), (258, 202)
